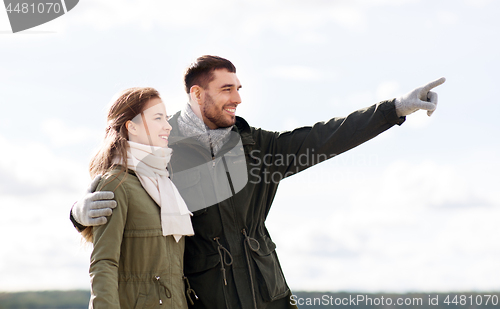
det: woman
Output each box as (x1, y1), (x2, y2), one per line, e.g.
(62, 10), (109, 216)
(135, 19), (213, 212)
(83, 87), (195, 308)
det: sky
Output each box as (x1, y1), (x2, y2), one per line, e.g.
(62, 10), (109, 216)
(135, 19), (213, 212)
(0, 0), (499, 293)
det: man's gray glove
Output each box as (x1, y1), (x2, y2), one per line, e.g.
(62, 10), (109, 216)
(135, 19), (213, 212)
(395, 77), (446, 117)
(71, 175), (117, 226)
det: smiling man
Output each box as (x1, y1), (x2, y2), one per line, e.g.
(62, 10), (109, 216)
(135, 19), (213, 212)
(192, 68), (242, 130)
(71, 55), (445, 309)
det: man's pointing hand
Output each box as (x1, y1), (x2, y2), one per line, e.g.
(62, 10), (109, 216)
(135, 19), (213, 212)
(395, 77), (446, 117)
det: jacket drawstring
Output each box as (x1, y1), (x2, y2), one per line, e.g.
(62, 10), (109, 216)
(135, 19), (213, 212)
(242, 228), (260, 309)
(214, 237), (233, 285)
(154, 275), (172, 305)
(183, 275), (199, 305)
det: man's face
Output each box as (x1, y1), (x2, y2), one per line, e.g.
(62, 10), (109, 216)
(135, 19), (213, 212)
(200, 69), (242, 129)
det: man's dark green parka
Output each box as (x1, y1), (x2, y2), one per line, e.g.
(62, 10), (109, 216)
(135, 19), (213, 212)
(167, 100), (405, 309)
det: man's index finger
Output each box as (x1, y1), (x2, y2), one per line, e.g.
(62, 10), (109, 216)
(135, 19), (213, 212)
(422, 77), (446, 92)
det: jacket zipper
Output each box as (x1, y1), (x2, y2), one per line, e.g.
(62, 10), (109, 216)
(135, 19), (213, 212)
(208, 132), (216, 167)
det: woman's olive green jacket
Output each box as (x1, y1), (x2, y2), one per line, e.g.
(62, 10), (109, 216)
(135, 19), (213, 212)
(89, 169), (189, 309)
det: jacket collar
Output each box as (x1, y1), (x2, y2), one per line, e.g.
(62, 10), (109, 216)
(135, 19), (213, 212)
(233, 116), (255, 146)
(169, 111), (255, 147)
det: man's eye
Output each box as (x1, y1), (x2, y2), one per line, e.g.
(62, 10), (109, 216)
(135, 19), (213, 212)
(155, 117), (161, 120)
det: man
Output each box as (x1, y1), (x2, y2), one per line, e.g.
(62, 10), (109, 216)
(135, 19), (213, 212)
(71, 55), (445, 309)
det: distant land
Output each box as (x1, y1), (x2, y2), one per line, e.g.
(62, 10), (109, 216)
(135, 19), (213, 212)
(0, 290), (498, 308)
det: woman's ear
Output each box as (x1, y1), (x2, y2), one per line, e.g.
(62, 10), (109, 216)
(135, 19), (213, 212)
(126, 120), (138, 137)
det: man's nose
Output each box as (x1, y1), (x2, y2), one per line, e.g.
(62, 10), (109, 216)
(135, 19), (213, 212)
(232, 91), (242, 105)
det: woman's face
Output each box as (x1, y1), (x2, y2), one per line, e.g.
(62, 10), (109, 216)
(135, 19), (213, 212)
(128, 98), (172, 147)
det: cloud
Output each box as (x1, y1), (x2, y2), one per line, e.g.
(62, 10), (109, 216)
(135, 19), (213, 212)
(42, 118), (101, 148)
(271, 198), (500, 292)
(327, 5), (367, 31)
(0, 132), (91, 291)
(70, 0), (229, 30)
(66, 0), (421, 36)
(268, 65), (324, 81)
(329, 92), (375, 113)
(463, 0), (493, 8)
(0, 191), (92, 291)
(351, 160), (497, 211)
(0, 132), (89, 196)
(437, 11), (459, 26)
(266, 157), (500, 291)
(376, 81), (400, 101)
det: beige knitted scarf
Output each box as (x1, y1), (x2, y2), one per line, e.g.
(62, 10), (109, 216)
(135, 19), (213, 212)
(125, 141), (194, 242)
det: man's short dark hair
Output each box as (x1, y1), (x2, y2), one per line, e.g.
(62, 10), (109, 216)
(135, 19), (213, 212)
(184, 55), (236, 94)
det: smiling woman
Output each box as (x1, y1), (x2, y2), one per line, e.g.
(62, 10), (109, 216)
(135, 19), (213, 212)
(88, 87), (162, 181)
(82, 87), (193, 309)
(126, 97), (172, 148)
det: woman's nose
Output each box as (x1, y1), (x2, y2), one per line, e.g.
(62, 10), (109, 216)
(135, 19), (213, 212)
(164, 120), (172, 131)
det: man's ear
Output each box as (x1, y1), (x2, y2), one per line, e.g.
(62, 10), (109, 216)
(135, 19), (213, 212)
(190, 85), (204, 105)
(126, 120), (138, 137)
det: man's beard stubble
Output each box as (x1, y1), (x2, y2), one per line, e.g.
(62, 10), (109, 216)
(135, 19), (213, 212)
(202, 93), (235, 129)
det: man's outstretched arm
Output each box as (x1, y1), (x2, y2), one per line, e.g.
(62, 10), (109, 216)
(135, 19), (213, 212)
(71, 77), (446, 229)
(261, 77), (446, 178)
(70, 175), (117, 231)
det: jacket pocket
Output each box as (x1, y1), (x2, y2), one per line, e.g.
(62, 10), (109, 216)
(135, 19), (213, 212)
(171, 169), (209, 213)
(134, 293), (148, 309)
(251, 237), (290, 302)
(171, 168), (201, 190)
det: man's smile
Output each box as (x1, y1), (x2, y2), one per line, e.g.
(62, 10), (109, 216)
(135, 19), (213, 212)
(223, 106), (236, 115)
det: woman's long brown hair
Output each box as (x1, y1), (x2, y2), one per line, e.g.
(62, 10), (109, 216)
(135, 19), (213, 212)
(82, 87), (160, 242)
